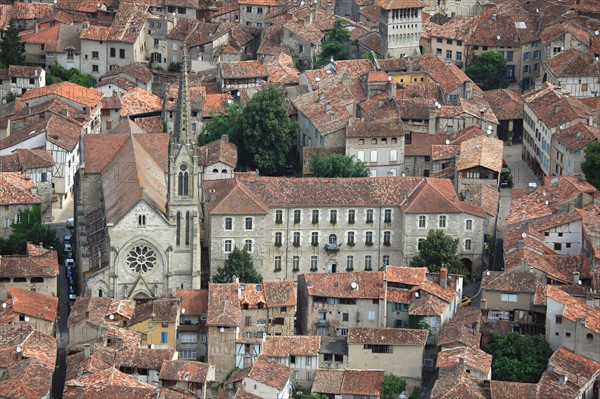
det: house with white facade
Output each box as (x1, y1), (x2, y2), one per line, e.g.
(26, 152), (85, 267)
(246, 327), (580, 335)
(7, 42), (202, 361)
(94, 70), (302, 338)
(543, 49), (600, 98)
(0, 66), (45, 100)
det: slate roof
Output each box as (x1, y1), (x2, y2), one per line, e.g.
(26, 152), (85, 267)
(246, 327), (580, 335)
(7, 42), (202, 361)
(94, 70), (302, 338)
(263, 335), (321, 357)
(348, 326), (428, 346)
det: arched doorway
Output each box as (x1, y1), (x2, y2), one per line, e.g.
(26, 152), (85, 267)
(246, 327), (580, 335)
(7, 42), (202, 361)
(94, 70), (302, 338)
(461, 258), (473, 277)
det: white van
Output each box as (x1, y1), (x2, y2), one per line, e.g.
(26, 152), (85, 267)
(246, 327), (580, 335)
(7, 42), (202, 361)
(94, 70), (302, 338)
(66, 218), (75, 229)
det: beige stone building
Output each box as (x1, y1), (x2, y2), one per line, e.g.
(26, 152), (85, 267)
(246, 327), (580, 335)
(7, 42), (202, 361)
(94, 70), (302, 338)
(261, 336), (321, 389)
(0, 173), (42, 238)
(0, 243), (58, 298)
(347, 326), (428, 389)
(456, 136), (504, 191)
(203, 175), (487, 280)
(379, 0), (425, 58)
(0, 287), (57, 336)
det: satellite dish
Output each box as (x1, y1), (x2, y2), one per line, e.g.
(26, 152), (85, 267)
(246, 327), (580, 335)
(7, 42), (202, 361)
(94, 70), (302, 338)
(1, 303), (6, 309)
(1, 99), (6, 104)
(578, 280), (582, 285)
(351, 282), (358, 290)
(181, 308), (186, 314)
(300, 0), (304, 5)
(496, 34), (501, 40)
(545, 200), (549, 205)
(415, 292), (420, 298)
(486, 271), (491, 276)
(596, 31), (599, 35)
(109, 314), (114, 320)
(219, 327), (225, 333)
(24, 316), (30, 322)
(151, 313), (156, 318)
(150, 344), (155, 349)
(521, 232), (527, 239)
(16, 346), (22, 353)
(445, 139), (450, 145)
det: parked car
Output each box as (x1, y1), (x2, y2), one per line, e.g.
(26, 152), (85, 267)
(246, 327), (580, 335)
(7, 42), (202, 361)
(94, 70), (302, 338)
(69, 294), (77, 306)
(66, 218), (75, 229)
(65, 259), (75, 268)
(69, 285), (76, 295)
(64, 243), (72, 253)
(461, 296), (472, 307)
(66, 266), (75, 279)
(64, 235), (72, 243)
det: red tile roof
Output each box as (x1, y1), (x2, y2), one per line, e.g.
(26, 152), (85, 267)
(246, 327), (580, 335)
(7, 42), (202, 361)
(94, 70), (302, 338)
(119, 88), (162, 117)
(385, 266), (427, 285)
(159, 360), (212, 383)
(246, 356), (291, 390)
(546, 285), (600, 333)
(379, 0), (425, 9)
(64, 367), (156, 399)
(0, 327), (56, 369)
(402, 178), (486, 217)
(436, 347), (492, 375)
(220, 60), (268, 79)
(303, 271), (385, 299)
(554, 122), (600, 151)
(21, 81), (103, 108)
(207, 283), (240, 326)
(0, 173), (40, 205)
(489, 381), (539, 398)
(0, 243), (58, 278)
(431, 368), (489, 399)
(263, 335), (321, 356)
(176, 289), (208, 316)
(197, 138), (238, 168)
(6, 287), (58, 322)
(483, 89), (524, 121)
(545, 49), (600, 77)
(0, 358), (54, 399)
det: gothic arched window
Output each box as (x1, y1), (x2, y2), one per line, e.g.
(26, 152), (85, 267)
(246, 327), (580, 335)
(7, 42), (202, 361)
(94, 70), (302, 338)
(178, 164), (189, 196)
(185, 211), (191, 246)
(176, 212), (181, 246)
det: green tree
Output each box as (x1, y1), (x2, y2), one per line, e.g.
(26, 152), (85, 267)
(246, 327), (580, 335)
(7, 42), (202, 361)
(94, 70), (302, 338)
(582, 141), (600, 190)
(212, 247), (263, 283)
(47, 62), (94, 88)
(316, 19), (352, 67)
(0, 19), (25, 67)
(381, 374), (407, 399)
(168, 62), (181, 72)
(310, 153), (370, 177)
(410, 229), (468, 275)
(465, 50), (508, 91)
(408, 387), (420, 399)
(485, 333), (553, 383)
(234, 86), (298, 175)
(198, 102), (241, 145)
(3, 91), (21, 103)
(0, 206), (62, 256)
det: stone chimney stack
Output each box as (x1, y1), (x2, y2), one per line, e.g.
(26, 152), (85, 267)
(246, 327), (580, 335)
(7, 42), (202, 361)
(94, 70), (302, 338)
(440, 267), (448, 288)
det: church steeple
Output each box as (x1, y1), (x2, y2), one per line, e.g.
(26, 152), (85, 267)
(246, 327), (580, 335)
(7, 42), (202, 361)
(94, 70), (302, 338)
(173, 44), (193, 145)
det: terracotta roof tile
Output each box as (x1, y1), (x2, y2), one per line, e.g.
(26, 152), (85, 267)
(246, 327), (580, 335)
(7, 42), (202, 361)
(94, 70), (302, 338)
(303, 271), (384, 299)
(461, 183), (500, 217)
(119, 88), (162, 117)
(482, 270), (536, 293)
(67, 297), (113, 327)
(405, 132), (447, 156)
(197, 138), (238, 168)
(436, 347), (492, 375)
(176, 289), (208, 316)
(0, 243), (57, 278)
(431, 368), (490, 399)
(545, 49), (600, 77)
(348, 326), (428, 345)
(311, 369), (344, 394)
(64, 367), (156, 398)
(524, 84), (595, 130)
(418, 55), (479, 96)
(546, 285), (600, 333)
(346, 120), (404, 138)
(553, 122), (600, 151)
(483, 89), (523, 121)
(5, 287), (57, 322)
(96, 76), (138, 92)
(220, 60), (268, 79)
(159, 360), (211, 383)
(247, 356), (291, 390)
(340, 370), (385, 396)
(385, 266), (427, 285)
(263, 335), (321, 356)
(263, 280), (296, 307)
(541, 21), (591, 46)
(422, 16), (478, 41)
(438, 325), (481, 349)
(403, 178), (485, 218)
(234, 388), (262, 399)
(0, 173), (40, 205)
(129, 298), (178, 325)
(379, 0), (425, 9)
(265, 53), (300, 85)
(489, 380), (539, 398)
(207, 283), (240, 326)
(0, 327), (56, 369)
(11, 2), (53, 20)
(21, 81), (103, 108)
(118, 348), (175, 370)
(100, 62), (153, 84)
(107, 3), (149, 43)
(0, 358), (54, 399)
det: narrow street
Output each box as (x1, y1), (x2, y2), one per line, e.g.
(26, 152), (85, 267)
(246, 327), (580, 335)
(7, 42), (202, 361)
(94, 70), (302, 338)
(49, 198), (74, 399)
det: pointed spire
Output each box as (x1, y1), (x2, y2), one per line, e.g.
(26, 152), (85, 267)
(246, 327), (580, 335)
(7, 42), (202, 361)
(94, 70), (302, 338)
(173, 44), (193, 145)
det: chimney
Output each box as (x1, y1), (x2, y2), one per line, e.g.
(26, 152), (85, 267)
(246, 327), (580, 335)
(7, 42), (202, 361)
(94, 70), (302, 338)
(572, 271), (580, 285)
(440, 267), (448, 288)
(586, 289), (594, 306)
(83, 344), (91, 359)
(554, 105), (562, 114)
(318, 92), (326, 102)
(589, 114), (594, 126)
(568, 201), (575, 212)
(221, 134), (229, 142)
(15, 98), (22, 112)
(517, 239), (525, 250)
(428, 110), (437, 135)
(389, 78), (396, 98)
(209, 189), (216, 202)
(34, 22), (38, 34)
(480, 298), (487, 310)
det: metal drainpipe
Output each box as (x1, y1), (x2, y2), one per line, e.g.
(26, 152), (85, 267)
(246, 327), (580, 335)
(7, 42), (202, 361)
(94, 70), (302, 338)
(377, 207), (382, 270)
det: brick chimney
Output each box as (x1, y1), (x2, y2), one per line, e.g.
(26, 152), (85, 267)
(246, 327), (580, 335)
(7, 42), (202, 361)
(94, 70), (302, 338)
(572, 271), (580, 285)
(15, 97), (22, 112)
(440, 266), (448, 288)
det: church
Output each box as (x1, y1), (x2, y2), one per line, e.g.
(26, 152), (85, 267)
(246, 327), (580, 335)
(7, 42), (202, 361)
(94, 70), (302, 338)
(73, 47), (231, 300)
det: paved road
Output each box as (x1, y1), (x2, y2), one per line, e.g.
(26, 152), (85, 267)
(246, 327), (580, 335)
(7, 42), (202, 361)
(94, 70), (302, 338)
(49, 223), (71, 399)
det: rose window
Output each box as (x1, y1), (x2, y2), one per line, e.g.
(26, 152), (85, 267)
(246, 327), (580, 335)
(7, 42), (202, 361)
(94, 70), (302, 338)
(126, 245), (157, 274)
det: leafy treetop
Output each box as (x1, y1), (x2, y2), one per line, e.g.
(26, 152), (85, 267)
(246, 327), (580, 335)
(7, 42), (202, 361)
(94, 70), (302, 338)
(0, 19), (25, 68)
(213, 247), (263, 283)
(381, 374), (407, 399)
(465, 50), (508, 91)
(409, 229), (469, 276)
(485, 332), (553, 383)
(316, 19), (352, 67)
(581, 141), (600, 191)
(310, 153), (370, 177)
